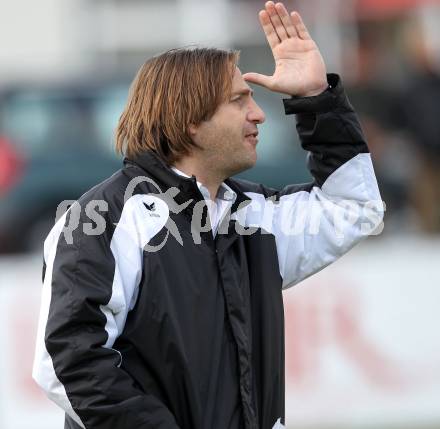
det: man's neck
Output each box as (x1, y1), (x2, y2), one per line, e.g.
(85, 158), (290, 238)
(173, 158), (225, 200)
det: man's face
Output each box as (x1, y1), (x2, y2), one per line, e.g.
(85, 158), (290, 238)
(190, 67), (266, 178)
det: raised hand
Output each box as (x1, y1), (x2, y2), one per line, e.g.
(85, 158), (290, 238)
(243, 1), (328, 97)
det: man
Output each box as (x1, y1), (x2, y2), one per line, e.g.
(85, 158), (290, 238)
(33, 2), (383, 429)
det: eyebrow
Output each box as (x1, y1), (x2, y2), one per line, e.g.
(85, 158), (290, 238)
(231, 88), (254, 97)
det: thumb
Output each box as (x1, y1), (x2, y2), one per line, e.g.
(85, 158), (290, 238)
(242, 72), (272, 89)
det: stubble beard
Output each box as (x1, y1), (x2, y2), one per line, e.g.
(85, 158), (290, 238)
(205, 130), (257, 180)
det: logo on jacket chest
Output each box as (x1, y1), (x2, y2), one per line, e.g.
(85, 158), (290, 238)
(144, 201), (161, 218)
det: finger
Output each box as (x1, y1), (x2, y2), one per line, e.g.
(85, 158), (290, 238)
(259, 10), (280, 50)
(242, 72), (272, 90)
(275, 2), (299, 38)
(265, 1), (289, 41)
(290, 11), (311, 40)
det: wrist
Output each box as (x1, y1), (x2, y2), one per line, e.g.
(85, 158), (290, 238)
(300, 83), (329, 97)
(283, 74), (345, 115)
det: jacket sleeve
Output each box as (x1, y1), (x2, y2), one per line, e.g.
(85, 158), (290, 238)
(32, 197), (180, 429)
(239, 74), (384, 289)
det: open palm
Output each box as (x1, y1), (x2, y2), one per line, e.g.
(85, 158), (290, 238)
(243, 2), (328, 97)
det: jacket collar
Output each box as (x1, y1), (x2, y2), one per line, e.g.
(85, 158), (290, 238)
(123, 150), (251, 212)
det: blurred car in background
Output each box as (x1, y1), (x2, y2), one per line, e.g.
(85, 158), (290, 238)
(0, 76), (309, 254)
(0, 82), (128, 253)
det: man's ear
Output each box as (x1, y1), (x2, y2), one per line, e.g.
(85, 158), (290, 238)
(188, 123), (198, 137)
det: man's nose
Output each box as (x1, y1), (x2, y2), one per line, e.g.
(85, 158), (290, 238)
(248, 99), (266, 124)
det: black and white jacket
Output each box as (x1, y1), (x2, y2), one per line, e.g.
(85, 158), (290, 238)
(33, 74), (383, 429)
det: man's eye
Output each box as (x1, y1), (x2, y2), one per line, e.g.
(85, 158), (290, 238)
(231, 97), (241, 103)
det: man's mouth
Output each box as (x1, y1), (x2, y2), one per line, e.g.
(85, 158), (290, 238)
(245, 131), (259, 138)
(245, 131), (259, 146)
